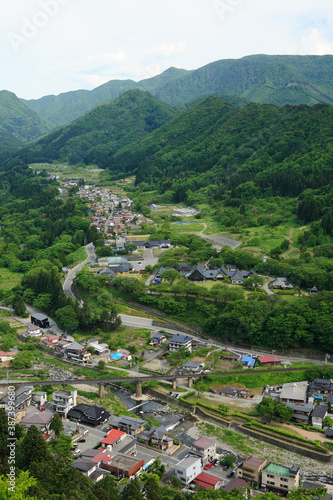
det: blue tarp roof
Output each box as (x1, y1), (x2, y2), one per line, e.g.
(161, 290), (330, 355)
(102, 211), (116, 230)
(241, 356), (255, 367)
(110, 353), (123, 360)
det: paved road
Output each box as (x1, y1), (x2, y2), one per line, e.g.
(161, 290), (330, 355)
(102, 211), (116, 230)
(199, 233), (242, 250)
(63, 242), (96, 304)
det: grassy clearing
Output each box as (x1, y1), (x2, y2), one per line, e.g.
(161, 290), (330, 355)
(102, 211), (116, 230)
(76, 387), (134, 416)
(0, 268), (24, 291)
(66, 246), (89, 267)
(197, 422), (254, 455)
(31, 163), (106, 183)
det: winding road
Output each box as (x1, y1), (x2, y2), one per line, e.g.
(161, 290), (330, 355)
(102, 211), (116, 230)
(63, 242), (96, 305)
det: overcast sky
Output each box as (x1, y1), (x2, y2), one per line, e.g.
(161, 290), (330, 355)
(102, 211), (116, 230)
(1, 0), (333, 99)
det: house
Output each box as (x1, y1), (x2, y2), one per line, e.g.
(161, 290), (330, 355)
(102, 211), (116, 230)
(149, 332), (167, 346)
(179, 362), (205, 374)
(257, 356), (281, 367)
(168, 334), (193, 352)
(236, 456), (267, 485)
(31, 391), (47, 407)
(71, 459), (104, 482)
(67, 404), (110, 426)
(19, 410), (53, 432)
(309, 378), (333, 402)
(100, 454), (144, 478)
(5, 407), (26, 424)
(186, 263), (207, 281)
(261, 463), (300, 494)
(64, 342), (91, 363)
(96, 268), (117, 278)
(0, 386), (33, 411)
(175, 456), (202, 486)
(52, 389), (77, 417)
(100, 429), (126, 451)
(31, 313), (50, 329)
(221, 354), (239, 362)
(87, 340), (110, 355)
(311, 404), (328, 429)
(280, 381), (308, 404)
(24, 325), (43, 338)
(41, 334), (58, 348)
(193, 472), (223, 490)
(272, 277), (293, 290)
(220, 387), (238, 398)
(137, 425), (174, 452)
(285, 403), (314, 424)
(54, 339), (72, 353)
(191, 437), (216, 464)
(241, 356), (256, 368)
(224, 477), (248, 493)
(108, 415), (146, 436)
(0, 351), (17, 363)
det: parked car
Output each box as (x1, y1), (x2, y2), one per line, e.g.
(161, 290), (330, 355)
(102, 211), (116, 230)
(223, 465), (229, 471)
(204, 463), (213, 470)
(40, 407), (46, 412)
(73, 450), (81, 457)
(78, 438), (86, 443)
(227, 471), (234, 478)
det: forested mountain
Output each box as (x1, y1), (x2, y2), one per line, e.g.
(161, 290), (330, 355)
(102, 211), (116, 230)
(106, 97), (333, 202)
(20, 54), (333, 128)
(0, 90), (51, 144)
(21, 67), (189, 127)
(17, 90), (179, 166)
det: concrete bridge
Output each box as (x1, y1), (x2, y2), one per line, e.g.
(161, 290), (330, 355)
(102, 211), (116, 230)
(0, 373), (205, 399)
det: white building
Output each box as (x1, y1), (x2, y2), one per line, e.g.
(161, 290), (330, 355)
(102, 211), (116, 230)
(169, 334), (193, 352)
(175, 456), (202, 486)
(52, 389), (77, 417)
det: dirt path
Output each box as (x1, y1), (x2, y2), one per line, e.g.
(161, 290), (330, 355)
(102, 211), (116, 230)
(280, 422), (326, 442)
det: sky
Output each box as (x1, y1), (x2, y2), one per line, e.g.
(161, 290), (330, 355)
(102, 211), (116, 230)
(1, 0), (333, 99)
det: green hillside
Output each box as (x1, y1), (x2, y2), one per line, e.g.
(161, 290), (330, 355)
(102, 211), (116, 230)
(21, 67), (189, 127)
(0, 90), (51, 144)
(105, 97), (332, 198)
(154, 54), (333, 106)
(17, 90), (179, 165)
(20, 55), (333, 128)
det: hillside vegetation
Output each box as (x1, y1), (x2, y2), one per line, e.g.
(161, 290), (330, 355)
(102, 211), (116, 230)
(20, 54), (333, 128)
(0, 91), (51, 151)
(17, 90), (178, 166)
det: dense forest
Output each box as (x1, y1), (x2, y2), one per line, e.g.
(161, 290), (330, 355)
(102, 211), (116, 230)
(0, 161), (109, 333)
(16, 90), (178, 167)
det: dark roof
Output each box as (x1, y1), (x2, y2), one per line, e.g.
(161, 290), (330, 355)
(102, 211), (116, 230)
(67, 404), (110, 425)
(31, 313), (48, 321)
(169, 334), (192, 344)
(71, 459), (96, 472)
(312, 405), (328, 419)
(96, 267), (117, 277)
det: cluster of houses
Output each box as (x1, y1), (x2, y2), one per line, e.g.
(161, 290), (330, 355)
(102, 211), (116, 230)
(152, 262), (257, 285)
(75, 184), (153, 235)
(262, 378), (333, 430)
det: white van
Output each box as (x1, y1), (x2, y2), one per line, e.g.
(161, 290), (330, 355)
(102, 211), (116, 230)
(73, 449), (81, 457)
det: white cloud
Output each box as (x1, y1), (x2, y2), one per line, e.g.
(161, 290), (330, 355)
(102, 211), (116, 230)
(87, 51), (128, 65)
(302, 28), (333, 55)
(146, 41), (187, 58)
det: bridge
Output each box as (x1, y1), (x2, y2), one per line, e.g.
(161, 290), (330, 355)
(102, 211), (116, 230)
(0, 365), (317, 398)
(0, 373), (206, 398)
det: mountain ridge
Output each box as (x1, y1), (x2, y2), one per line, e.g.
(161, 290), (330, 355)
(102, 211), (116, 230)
(18, 54), (333, 128)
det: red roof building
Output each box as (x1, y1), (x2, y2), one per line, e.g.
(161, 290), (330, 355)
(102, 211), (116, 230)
(257, 356), (281, 367)
(100, 454), (144, 478)
(90, 451), (112, 464)
(100, 429), (126, 449)
(193, 472), (223, 490)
